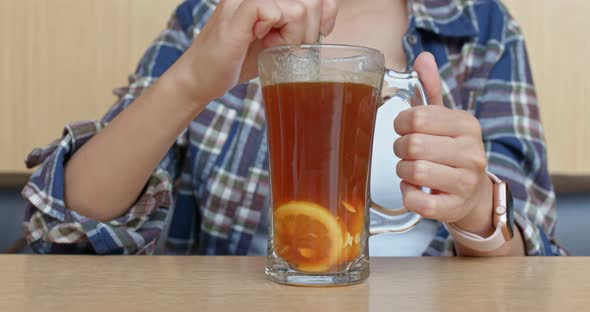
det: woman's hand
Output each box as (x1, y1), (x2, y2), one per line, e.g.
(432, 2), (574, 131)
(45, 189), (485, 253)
(393, 52), (495, 238)
(174, 0), (338, 104)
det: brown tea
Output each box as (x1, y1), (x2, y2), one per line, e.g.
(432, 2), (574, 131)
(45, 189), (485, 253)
(262, 81), (379, 272)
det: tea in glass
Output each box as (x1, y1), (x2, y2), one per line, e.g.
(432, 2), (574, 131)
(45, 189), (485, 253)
(263, 81), (379, 273)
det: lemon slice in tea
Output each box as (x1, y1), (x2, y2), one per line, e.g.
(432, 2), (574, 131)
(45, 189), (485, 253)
(273, 201), (343, 273)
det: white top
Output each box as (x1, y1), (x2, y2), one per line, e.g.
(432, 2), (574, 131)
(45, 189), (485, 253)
(248, 96), (438, 256)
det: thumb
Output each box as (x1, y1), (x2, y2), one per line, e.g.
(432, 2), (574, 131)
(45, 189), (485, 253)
(413, 52), (443, 106)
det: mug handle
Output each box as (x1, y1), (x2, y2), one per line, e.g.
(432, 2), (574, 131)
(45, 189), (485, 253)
(369, 69), (429, 235)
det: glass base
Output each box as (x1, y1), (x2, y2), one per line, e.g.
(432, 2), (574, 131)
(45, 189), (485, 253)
(265, 256), (370, 287)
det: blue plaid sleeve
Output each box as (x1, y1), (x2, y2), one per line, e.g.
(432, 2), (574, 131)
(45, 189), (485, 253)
(21, 6), (194, 254)
(422, 1), (566, 256)
(480, 35), (563, 256)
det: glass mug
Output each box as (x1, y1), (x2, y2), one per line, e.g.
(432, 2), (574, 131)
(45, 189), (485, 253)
(259, 44), (428, 286)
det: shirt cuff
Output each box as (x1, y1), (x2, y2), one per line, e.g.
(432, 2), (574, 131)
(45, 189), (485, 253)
(514, 210), (562, 256)
(22, 120), (173, 254)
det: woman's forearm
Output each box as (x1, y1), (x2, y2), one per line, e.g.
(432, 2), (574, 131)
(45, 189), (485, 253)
(64, 55), (206, 222)
(62, 0), (340, 222)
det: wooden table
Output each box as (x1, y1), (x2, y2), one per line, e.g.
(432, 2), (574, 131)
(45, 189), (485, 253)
(0, 256), (587, 311)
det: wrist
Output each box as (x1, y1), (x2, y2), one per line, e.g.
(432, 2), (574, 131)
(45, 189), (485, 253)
(164, 50), (212, 114)
(452, 173), (495, 237)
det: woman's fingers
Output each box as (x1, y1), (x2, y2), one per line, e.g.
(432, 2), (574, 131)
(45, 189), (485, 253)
(393, 133), (486, 170)
(263, 0), (309, 47)
(227, 0), (332, 47)
(185, 0), (338, 103)
(394, 133), (455, 166)
(396, 160), (472, 195)
(394, 104), (483, 138)
(320, 0), (338, 35)
(300, 0), (322, 42)
(229, 0), (283, 44)
(400, 181), (463, 223)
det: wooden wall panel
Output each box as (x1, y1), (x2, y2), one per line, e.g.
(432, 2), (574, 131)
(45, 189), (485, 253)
(1, 0), (588, 175)
(502, 0), (590, 175)
(0, 0), (179, 173)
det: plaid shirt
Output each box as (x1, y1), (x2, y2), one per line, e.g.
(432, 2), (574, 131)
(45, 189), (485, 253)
(22, 0), (565, 256)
